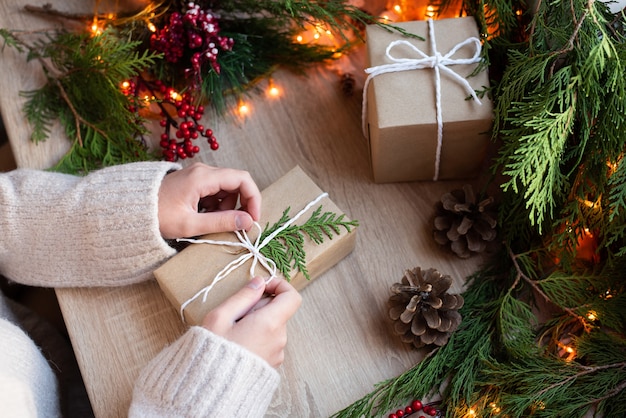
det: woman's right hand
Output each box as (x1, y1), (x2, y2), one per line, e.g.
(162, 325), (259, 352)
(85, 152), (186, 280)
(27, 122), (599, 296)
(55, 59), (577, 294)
(201, 276), (302, 367)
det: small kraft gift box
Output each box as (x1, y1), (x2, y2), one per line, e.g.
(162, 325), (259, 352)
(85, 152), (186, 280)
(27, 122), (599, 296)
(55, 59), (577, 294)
(154, 166), (359, 325)
(363, 17), (493, 183)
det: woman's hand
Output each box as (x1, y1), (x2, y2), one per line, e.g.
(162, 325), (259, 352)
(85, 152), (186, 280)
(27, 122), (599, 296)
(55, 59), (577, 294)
(158, 163), (262, 239)
(201, 276), (302, 367)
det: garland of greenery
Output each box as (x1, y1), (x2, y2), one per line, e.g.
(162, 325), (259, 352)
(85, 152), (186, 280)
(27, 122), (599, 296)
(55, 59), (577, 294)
(0, 0), (408, 174)
(334, 0), (626, 417)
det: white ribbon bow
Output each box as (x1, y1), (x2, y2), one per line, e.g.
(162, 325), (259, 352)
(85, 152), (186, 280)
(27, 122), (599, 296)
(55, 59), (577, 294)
(362, 18), (483, 181)
(176, 192), (329, 322)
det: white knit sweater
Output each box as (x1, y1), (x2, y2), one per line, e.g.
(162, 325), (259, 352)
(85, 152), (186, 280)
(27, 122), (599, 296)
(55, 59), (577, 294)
(0, 162), (279, 417)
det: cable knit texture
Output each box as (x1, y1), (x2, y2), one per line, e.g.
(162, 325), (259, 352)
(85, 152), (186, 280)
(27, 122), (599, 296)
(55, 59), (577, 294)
(0, 162), (281, 417)
(130, 327), (280, 418)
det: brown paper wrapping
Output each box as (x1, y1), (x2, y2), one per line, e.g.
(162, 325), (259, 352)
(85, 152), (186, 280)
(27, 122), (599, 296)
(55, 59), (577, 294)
(154, 166), (358, 325)
(365, 18), (493, 183)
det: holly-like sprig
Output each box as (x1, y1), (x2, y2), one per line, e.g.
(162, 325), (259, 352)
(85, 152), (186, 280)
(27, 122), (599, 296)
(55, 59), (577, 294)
(259, 205), (358, 281)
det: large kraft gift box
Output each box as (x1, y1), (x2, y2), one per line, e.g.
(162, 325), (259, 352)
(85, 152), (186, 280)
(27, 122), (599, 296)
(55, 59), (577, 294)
(154, 166), (358, 325)
(364, 17), (493, 183)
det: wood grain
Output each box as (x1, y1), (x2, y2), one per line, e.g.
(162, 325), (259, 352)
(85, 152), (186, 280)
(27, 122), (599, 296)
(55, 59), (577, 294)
(0, 1), (487, 416)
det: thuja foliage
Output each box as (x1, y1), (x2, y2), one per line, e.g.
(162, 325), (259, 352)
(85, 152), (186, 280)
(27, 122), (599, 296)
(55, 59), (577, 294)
(335, 0), (626, 417)
(0, 28), (160, 173)
(259, 205), (358, 281)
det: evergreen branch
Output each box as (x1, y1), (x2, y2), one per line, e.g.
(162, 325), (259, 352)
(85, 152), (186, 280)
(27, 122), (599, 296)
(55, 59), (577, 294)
(3, 30), (99, 147)
(599, 377), (626, 402)
(258, 205), (358, 281)
(1, 28), (160, 173)
(508, 246), (591, 331)
(534, 361), (626, 404)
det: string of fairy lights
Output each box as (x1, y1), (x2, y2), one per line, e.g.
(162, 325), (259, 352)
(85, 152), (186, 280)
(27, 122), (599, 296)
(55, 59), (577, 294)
(86, 0), (469, 120)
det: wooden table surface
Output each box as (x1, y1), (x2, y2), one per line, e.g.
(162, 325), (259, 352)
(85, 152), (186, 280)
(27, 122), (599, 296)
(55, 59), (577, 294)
(0, 1), (486, 416)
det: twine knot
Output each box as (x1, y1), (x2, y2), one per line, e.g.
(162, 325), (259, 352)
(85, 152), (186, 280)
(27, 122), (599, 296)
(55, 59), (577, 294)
(362, 18), (483, 181)
(176, 192), (329, 322)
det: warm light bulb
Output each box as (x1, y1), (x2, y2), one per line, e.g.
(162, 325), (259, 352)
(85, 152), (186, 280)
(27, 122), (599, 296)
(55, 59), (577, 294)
(296, 35), (303, 43)
(564, 345), (576, 361)
(490, 403), (501, 413)
(379, 9), (399, 22)
(268, 86), (280, 97)
(587, 311), (597, 321)
(121, 81), (130, 89)
(425, 5), (435, 18)
(91, 21), (102, 35)
(147, 21), (157, 32)
(313, 32), (320, 40)
(393, 4), (402, 13)
(238, 100), (250, 116)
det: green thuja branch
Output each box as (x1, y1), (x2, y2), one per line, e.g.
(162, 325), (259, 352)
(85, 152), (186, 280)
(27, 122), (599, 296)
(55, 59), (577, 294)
(0, 28), (161, 174)
(493, 0), (626, 242)
(259, 205), (358, 281)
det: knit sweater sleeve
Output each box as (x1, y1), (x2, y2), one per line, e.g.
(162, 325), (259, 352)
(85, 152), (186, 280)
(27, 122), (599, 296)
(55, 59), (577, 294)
(0, 161), (181, 287)
(129, 326), (280, 417)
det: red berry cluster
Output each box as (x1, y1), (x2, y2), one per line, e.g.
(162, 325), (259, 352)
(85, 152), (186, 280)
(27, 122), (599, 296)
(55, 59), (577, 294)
(120, 77), (218, 162)
(150, 2), (234, 81)
(155, 84), (219, 161)
(388, 400), (441, 418)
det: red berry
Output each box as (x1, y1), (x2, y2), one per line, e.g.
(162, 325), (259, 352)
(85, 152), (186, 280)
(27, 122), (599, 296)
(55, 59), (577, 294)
(404, 406), (413, 414)
(423, 406), (436, 416)
(396, 410), (404, 417)
(412, 400), (423, 411)
(210, 141), (219, 150)
(388, 414), (398, 418)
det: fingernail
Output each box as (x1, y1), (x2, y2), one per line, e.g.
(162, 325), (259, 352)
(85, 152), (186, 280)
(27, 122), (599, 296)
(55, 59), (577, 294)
(247, 276), (264, 290)
(235, 214), (246, 231)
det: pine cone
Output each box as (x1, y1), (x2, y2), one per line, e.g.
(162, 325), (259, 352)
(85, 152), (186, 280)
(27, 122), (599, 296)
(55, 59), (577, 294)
(433, 184), (498, 258)
(388, 267), (464, 348)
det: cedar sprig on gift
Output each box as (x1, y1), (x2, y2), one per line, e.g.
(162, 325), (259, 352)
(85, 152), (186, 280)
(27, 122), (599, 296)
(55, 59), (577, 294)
(259, 205), (359, 280)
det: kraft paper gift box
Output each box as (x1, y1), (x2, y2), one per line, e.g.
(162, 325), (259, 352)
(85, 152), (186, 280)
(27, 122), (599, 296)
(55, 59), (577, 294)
(364, 17), (493, 183)
(154, 166), (358, 325)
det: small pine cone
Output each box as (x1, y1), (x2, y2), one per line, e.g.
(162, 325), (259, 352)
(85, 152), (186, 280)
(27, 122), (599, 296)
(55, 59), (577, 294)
(433, 184), (497, 258)
(388, 267), (464, 349)
(340, 73), (356, 96)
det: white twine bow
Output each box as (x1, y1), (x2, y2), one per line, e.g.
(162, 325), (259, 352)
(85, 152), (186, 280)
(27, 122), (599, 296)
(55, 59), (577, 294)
(362, 18), (483, 181)
(176, 192), (329, 322)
